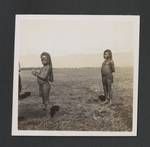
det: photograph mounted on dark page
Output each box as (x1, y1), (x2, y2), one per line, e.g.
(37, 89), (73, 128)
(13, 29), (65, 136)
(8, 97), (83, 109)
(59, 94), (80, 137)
(12, 15), (140, 136)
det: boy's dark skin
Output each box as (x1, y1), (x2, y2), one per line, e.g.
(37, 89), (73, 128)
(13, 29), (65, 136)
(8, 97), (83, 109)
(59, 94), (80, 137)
(101, 50), (115, 104)
(32, 53), (53, 116)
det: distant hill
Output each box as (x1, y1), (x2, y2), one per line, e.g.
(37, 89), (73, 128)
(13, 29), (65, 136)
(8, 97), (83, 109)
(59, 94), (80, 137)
(20, 52), (134, 68)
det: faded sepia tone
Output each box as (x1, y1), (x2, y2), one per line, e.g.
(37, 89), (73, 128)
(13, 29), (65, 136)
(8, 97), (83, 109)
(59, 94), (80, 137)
(12, 15), (139, 136)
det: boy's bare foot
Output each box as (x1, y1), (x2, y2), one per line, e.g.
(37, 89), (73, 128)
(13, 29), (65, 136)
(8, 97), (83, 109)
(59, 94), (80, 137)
(43, 104), (49, 111)
(46, 110), (50, 118)
(107, 98), (112, 105)
(41, 104), (46, 111)
(103, 99), (109, 104)
(109, 99), (112, 105)
(43, 108), (46, 111)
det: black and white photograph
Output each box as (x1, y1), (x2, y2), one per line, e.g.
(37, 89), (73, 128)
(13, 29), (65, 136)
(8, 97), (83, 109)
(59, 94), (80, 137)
(12, 15), (139, 136)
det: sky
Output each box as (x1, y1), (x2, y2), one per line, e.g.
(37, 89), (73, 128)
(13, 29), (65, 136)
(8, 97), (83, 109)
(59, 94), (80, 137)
(15, 15), (140, 67)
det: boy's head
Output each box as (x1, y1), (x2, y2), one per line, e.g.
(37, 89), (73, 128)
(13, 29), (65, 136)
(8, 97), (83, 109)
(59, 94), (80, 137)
(103, 49), (112, 59)
(40, 52), (51, 65)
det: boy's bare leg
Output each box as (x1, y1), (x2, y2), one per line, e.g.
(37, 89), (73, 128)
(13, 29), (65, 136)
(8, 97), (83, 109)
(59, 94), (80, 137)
(102, 84), (109, 104)
(44, 101), (51, 118)
(43, 84), (50, 116)
(103, 84), (107, 98)
(41, 96), (46, 110)
(107, 82), (112, 104)
(45, 103), (48, 114)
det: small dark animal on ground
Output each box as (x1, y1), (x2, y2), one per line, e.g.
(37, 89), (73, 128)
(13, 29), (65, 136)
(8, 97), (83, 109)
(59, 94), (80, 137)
(50, 105), (60, 118)
(18, 116), (25, 121)
(98, 95), (106, 101)
(19, 92), (31, 100)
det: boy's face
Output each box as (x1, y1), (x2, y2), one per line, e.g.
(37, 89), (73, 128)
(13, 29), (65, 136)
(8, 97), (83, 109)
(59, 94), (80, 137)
(41, 55), (48, 65)
(104, 52), (110, 59)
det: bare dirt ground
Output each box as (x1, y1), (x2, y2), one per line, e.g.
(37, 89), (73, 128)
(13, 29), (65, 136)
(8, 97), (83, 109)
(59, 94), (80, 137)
(18, 67), (133, 131)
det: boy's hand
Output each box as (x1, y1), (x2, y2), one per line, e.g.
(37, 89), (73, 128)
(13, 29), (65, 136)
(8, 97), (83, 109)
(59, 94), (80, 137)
(32, 70), (36, 76)
(48, 81), (54, 86)
(32, 70), (38, 76)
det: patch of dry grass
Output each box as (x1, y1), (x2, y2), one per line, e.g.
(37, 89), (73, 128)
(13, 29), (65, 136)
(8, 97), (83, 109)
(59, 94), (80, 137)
(18, 67), (133, 131)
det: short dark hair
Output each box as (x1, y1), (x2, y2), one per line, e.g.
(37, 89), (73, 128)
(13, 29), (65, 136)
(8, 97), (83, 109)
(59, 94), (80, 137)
(40, 52), (51, 65)
(104, 49), (112, 59)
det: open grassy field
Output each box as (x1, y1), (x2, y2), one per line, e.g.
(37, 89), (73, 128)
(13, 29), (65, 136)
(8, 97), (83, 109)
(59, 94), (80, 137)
(18, 67), (133, 131)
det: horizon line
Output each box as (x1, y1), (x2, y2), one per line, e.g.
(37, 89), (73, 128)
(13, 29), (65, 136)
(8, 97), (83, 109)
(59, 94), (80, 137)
(21, 66), (133, 69)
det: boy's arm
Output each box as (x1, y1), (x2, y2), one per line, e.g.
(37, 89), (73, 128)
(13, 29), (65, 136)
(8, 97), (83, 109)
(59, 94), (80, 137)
(111, 61), (115, 72)
(36, 66), (50, 81)
(32, 70), (40, 76)
(49, 60), (54, 82)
